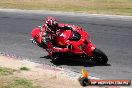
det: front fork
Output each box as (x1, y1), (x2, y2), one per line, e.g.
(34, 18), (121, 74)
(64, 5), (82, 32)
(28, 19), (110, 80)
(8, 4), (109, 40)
(83, 43), (96, 57)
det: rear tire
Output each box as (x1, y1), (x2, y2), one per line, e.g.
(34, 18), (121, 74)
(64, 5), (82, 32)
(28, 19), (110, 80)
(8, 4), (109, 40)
(92, 48), (108, 64)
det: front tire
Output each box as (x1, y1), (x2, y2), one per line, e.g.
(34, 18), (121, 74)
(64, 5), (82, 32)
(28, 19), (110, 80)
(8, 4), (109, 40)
(92, 48), (108, 64)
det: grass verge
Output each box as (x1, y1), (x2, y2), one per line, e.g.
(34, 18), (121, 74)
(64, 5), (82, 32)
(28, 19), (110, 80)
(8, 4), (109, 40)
(3, 78), (40, 88)
(20, 67), (30, 71)
(0, 0), (132, 15)
(0, 67), (16, 76)
(0, 67), (41, 88)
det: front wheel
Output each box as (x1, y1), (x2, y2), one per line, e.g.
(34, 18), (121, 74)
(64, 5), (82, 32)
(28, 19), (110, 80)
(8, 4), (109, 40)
(92, 48), (108, 64)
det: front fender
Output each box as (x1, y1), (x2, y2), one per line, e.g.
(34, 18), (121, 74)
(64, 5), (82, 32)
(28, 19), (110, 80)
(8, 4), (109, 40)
(84, 43), (96, 57)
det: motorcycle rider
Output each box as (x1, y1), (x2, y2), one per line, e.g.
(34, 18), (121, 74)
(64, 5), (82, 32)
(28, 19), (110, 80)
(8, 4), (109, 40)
(41, 17), (81, 60)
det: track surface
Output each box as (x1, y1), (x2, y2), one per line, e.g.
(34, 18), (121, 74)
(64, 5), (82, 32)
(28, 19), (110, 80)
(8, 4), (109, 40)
(0, 10), (132, 80)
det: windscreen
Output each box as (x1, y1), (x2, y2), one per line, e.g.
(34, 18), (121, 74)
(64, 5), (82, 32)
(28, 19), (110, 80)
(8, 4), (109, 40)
(69, 31), (81, 41)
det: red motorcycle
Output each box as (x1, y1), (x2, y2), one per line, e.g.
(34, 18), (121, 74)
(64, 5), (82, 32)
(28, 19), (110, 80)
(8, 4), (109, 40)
(31, 25), (108, 64)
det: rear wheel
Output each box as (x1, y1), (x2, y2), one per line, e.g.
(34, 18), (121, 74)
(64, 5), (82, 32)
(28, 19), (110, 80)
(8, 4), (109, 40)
(92, 48), (108, 64)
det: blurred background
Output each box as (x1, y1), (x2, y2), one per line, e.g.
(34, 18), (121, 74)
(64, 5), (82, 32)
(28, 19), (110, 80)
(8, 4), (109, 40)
(0, 0), (132, 15)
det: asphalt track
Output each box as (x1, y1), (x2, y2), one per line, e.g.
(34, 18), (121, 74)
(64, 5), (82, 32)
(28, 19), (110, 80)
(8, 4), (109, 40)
(0, 10), (132, 81)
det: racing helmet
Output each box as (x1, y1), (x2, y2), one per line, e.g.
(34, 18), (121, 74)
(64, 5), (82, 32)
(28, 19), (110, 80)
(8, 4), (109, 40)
(45, 17), (58, 32)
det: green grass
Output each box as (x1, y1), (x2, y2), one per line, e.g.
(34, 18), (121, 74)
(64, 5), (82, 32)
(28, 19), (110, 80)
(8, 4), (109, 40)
(2, 78), (41, 88)
(0, 67), (41, 88)
(0, 67), (16, 76)
(0, 0), (132, 15)
(20, 67), (30, 71)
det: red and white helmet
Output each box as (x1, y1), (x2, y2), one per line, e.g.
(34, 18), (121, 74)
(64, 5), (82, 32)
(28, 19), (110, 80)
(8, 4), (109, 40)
(44, 17), (58, 32)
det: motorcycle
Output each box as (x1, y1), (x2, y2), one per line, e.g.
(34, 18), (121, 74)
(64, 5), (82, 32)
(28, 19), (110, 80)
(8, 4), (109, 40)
(31, 24), (108, 64)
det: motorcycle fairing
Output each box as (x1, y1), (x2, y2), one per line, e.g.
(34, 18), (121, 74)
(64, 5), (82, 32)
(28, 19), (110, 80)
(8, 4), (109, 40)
(31, 28), (41, 43)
